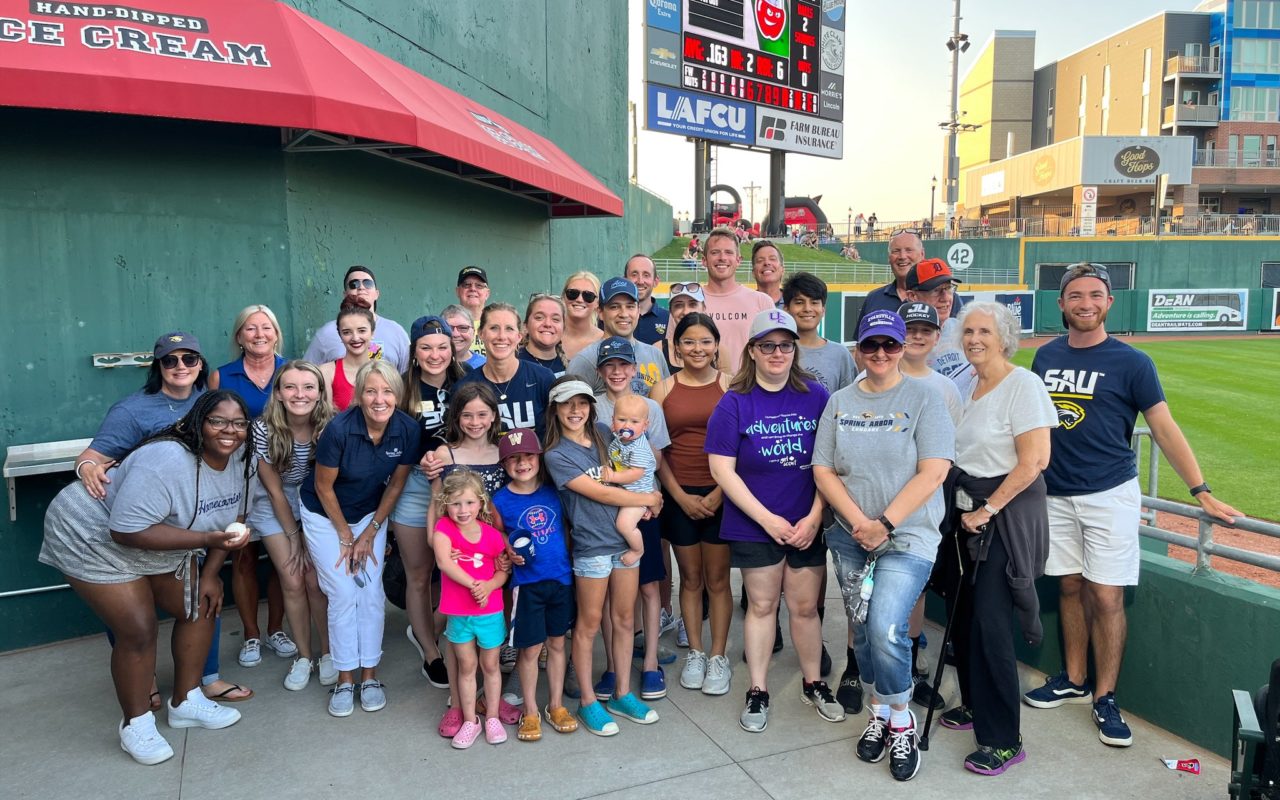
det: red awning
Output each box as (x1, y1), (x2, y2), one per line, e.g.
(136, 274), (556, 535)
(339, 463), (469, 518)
(0, 1), (622, 217)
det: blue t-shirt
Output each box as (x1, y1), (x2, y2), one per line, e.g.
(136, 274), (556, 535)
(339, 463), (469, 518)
(214, 355), (286, 419)
(300, 406), (420, 521)
(704, 380), (830, 543)
(634, 304), (671, 346)
(89, 388), (204, 459)
(455, 360), (556, 440)
(492, 483), (572, 586)
(1033, 336), (1165, 496)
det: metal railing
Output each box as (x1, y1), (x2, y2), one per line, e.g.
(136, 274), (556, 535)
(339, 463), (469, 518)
(801, 213), (1280, 240)
(1194, 148), (1280, 168)
(1162, 103), (1221, 125)
(652, 258), (1022, 286)
(1131, 427), (1280, 574)
(1166, 54), (1221, 75)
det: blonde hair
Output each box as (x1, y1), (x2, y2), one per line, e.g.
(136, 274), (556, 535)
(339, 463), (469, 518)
(261, 360), (334, 472)
(353, 360), (404, 405)
(230, 304), (283, 355)
(433, 469), (496, 525)
(612, 394), (649, 421)
(562, 271), (602, 325)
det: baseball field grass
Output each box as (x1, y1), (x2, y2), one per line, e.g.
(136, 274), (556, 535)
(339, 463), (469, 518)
(1015, 338), (1280, 521)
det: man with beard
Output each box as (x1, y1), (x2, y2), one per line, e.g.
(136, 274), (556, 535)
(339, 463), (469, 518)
(304, 265), (411, 371)
(1025, 263), (1240, 748)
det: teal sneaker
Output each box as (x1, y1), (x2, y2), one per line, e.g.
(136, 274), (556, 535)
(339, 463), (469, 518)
(577, 700), (619, 736)
(607, 692), (659, 724)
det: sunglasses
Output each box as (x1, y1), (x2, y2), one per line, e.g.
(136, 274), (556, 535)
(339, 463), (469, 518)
(753, 340), (796, 355)
(670, 282), (704, 294)
(890, 227), (923, 237)
(857, 338), (904, 355)
(158, 353), (201, 369)
(1065, 263), (1111, 283)
(206, 416), (250, 432)
(346, 278), (376, 290)
(564, 288), (598, 304)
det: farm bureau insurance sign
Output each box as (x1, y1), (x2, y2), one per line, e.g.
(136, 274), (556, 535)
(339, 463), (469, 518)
(1146, 289), (1248, 332)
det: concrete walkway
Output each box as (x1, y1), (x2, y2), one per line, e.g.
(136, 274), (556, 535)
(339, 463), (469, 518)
(3, 573), (1228, 800)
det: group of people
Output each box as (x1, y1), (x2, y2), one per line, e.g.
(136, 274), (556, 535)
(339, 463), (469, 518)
(41, 227), (1237, 779)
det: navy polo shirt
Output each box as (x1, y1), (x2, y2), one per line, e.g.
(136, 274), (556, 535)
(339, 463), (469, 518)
(214, 355), (286, 419)
(301, 406), (420, 521)
(856, 282), (907, 328)
(633, 303), (671, 346)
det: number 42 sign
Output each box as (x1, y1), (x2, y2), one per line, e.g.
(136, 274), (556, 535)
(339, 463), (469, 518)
(947, 242), (974, 271)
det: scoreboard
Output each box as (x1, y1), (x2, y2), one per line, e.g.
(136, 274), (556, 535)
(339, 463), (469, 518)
(645, 0), (845, 159)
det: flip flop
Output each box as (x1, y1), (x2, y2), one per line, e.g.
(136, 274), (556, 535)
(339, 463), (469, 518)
(204, 683), (254, 702)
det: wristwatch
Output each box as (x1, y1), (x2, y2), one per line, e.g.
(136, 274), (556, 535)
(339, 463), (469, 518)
(1189, 483), (1211, 497)
(369, 518), (383, 531)
(878, 515), (896, 533)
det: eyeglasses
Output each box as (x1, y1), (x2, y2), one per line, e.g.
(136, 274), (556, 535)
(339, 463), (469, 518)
(346, 278), (376, 290)
(857, 338), (904, 355)
(670, 282), (703, 294)
(564, 288), (598, 304)
(753, 340), (796, 355)
(158, 353), (201, 369)
(206, 417), (250, 432)
(678, 338), (716, 348)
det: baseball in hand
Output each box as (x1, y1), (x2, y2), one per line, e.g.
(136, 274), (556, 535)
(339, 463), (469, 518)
(224, 522), (249, 546)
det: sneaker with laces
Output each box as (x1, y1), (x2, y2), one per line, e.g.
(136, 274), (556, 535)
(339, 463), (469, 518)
(1024, 671), (1093, 709)
(641, 668), (667, 700)
(238, 638), (262, 668)
(578, 700), (619, 736)
(593, 670), (616, 701)
(328, 683), (355, 717)
(888, 710), (921, 781)
(168, 686), (241, 729)
(607, 691), (659, 724)
(1092, 693), (1133, 747)
(451, 718), (482, 749)
(119, 711), (174, 765)
(317, 653), (339, 686)
(740, 687), (770, 733)
(284, 657), (313, 691)
(499, 645), (518, 674)
(485, 716), (508, 745)
(359, 679), (387, 712)
(659, 607), (678, 635)
(702, 654), (733, 696)
(939, 705), (974, 730)
(680, 650), (708, 690)
(836, 668), (864, 714)
(964, 739), (1026, 776)
(800, 680), (846, 722)
(856, 713), (889, 762)
(676, 618), (689, 648)
(544, 704), (578, 734)
(264, 630), (298, 658)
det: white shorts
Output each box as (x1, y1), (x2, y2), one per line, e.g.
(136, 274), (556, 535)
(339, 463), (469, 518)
(1045, 478), (1142, 586)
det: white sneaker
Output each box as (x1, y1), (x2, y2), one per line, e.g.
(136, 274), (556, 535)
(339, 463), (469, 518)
(702, 654), (733, 696)
(119, 711), (173, 765)
(238, 638), (262, 668)
(168, 686), (241, 730)
(680, 649), (708, 690)
(264, 630), (298, 658)
(317, 653), (339, 686)
(284, 657), (313, 691)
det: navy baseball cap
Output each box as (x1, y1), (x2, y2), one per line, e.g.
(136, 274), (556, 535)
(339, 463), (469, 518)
(153, 331), (202, 359)
(600, 277), (639, 304)
(410, 315), (454, 342)
(596, 336), (637, 366)
(857, 311), (908, 344)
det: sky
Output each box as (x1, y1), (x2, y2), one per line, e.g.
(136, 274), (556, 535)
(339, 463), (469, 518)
(628, 0), (1200, 227)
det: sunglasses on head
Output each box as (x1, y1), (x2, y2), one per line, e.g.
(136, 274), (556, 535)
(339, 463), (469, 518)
(346, 278), (376, 290)
(564, 288), (598, 304)
(857, 338), (904, 355)
(159, 353), (201, 369)
(1064, 263), (1111, 283)
(670, 282), (703, 294)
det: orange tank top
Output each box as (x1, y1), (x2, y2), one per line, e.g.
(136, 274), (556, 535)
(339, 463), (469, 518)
(662, 378), (725, 486)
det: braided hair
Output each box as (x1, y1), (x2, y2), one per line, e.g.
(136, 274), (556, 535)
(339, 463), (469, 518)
(131, 390), (257, 485)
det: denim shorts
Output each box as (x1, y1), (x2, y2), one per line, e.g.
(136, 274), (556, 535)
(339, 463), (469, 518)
(445, 611), (507, 650)
(390, 468), (432, 527)
(572, 551), (639, 580)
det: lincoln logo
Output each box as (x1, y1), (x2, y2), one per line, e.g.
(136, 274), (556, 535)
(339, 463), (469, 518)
(1113, 146), (1159, 177)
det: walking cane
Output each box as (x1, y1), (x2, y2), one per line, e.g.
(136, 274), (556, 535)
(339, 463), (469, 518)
(919, 522), (987, 751)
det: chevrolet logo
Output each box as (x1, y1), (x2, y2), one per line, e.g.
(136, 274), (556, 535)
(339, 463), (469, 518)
(651, 47), (676, 59)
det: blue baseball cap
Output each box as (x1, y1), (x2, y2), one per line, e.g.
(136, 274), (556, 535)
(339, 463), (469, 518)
(409, 315), (454, 343)
(600, 276), (639, 304)
(596, 336), (636, 366)
(857, 310), (907, 344)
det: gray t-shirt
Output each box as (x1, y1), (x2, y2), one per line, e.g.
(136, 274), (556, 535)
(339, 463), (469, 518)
(107, 440), (252, 536)
(567, 339), (670, 397)
(609, 433), (657, 493)
(544, 425), (627, 558)
(303, 314), (412, 373)
(799, 340), (856, 394)
(913, 369), (963, 425)
(813, 375), (955, 563)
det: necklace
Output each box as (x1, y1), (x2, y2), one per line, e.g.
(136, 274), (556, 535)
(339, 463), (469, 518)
(485, 363), (517, 402)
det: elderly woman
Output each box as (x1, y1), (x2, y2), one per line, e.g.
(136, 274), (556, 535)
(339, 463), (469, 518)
(393, 315), (466, 689)
(813, 311), (954, 782)
(300, 360), (419, 717)
(938, 301), (1057, 777)
(706, 309), (834, 734)
(442, 304), (485, 371)
(209, 305), (294, 668)
(41, 391), (256, 765)
(560, 271), (605, 361)
(518, 293), (569, 377)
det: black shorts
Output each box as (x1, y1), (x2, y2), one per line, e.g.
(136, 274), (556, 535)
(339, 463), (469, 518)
(729, 536), (828, 570)
(510, 579), (576, 649)
(637, 516), (666, 585)
(660, 485), (725, 547)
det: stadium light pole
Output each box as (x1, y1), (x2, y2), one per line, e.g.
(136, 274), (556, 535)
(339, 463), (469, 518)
(941, 0), (977, 234)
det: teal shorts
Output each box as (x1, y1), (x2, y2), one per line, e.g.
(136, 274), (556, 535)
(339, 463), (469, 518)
(445, 611), (507, 650)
